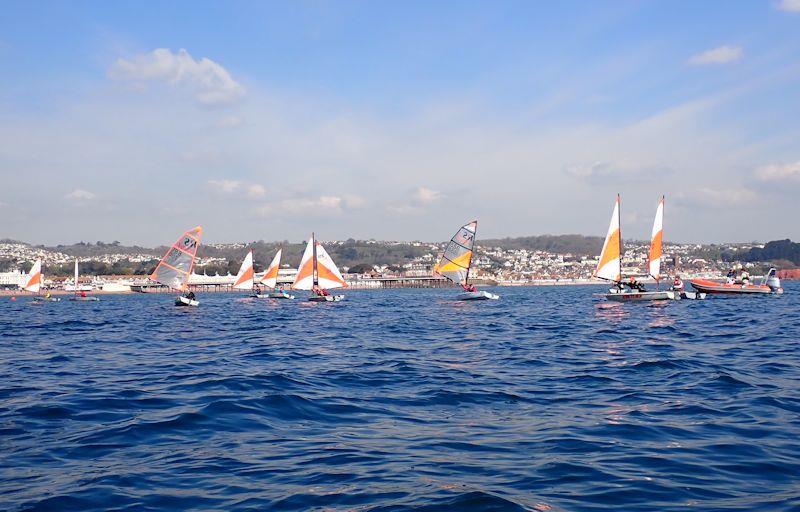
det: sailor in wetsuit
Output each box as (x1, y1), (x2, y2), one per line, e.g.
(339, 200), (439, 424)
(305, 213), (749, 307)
(185, 291), (196, 301)
(626, 276), (646, 292)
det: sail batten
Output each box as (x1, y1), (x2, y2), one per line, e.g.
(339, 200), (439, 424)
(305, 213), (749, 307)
(150, 226), (203, 291)
(594, 196), (622, 282)
(434, 220), (477, 286)
(648, 196), (665, 280)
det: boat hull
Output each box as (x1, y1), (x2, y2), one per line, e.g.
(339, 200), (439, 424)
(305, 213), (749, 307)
(689, 279), (775, 295)
(69, 296), (100, 302)
(175, 296), (199, 307)
(308, 295), (344, 302)
(680, 291), (706, 300)
(253, 292), (295, 299)
(33, 296), (61, 302)
(605, 290), (676, 302)
(456, 291), (500, 301)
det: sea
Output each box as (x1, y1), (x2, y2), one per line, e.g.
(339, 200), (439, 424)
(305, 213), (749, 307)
(1, 284), (799, 511)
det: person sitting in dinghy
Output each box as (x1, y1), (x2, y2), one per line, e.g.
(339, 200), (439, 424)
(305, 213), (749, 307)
(626, 276), (646, 292)
(462, 283), (478, 293)
(184, 291), (196, 301)
(672, 275), (684, 291)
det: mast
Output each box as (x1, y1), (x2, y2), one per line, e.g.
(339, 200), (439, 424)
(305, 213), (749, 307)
(312, 232), (318, 287)
(74, 259), (79, 297)
(464, 219), (477, 285)
(617, 193), (623, 280)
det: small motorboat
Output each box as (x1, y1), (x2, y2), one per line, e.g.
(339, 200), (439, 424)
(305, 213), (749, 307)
(308, 294), (344, 302)
(456, 290), (500, 301)
(175, 295), (199, 307)
(690, 268), (782, 295)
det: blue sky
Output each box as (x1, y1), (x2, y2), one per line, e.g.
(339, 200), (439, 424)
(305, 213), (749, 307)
(2, 1), (800, 245)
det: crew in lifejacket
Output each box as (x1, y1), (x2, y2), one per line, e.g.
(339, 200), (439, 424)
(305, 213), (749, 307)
(740, 270), (750, 284)
(726, 268), (736, 284)
(672, 275), (684, 291)
(462, 283), (477, 293)
(185, 291), (196, 301)
(80, 291), (87, 298)
(626, 276), (645, 292)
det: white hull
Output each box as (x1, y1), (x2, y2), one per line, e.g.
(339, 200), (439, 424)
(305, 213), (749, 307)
(253, 292), (295, 299)
(456, 291), (500, 301)
(308, 295), (344, 302)
(680, 291), (706, 300)
(175, 296), (199, 307)
(33, 296), (61, 302)
(605, 290), (677, 302)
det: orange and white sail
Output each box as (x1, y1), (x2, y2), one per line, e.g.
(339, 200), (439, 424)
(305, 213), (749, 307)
(434, 220), (477, 286)
(260, 248), (282, 288)
(233, 250), (255, 290)
(594, 195), (622, 282)
(150, 226), (203, 291)
(21, 259), (42, 293)
(292, 235), (347, 291)
(648, 196), (665, 280)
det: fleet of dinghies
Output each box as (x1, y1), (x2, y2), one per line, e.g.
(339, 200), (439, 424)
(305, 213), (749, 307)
(14, 209), (785, 306)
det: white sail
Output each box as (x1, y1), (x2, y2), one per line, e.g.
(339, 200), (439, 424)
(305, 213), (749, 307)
(594, 195), (622, 282)
(233, 250), (255, 290)
(261, 248), (282, 288)
(291, 237), (316, 291)
(74, 259), (79, 294)
(21, 259), (42, 293)
(315, 243), (347, 290)
(150, 226), (203, 291)
(648, 196), (664, 280)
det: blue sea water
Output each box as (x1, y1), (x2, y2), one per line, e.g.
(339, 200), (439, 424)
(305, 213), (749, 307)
(1, 284), (799, 511)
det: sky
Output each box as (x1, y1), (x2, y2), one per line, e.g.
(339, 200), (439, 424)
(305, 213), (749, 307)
(1, 0), (800, 246)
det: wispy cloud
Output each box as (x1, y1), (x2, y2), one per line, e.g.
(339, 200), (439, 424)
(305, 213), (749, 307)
(108, 48), (245, 105)
(246, 184), (267, 199)
(755, 161), (800, 182)
(413, 187), (443, 204)
(675, 187), (759, 209)
(777, 0), (800, 12)
(563, 161), (670, 184)
(65, 189), (96, 201)
(207, 179), (241, 193)
(688, 45), (743, 66)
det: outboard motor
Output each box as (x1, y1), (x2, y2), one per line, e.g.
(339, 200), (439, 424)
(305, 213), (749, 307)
(765, 268), (783, 294)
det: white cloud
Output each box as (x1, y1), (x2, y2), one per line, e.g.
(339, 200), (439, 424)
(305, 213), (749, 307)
(756, 161), (800, 182)
(208, 179), (241, 193)
(108, 48), (245, 105)
(65, 189), (95, 201)
(563, 161), (670, 184)
(676, 187), (759, 209)
(688, 45), (743, 66)
(413, 187), (443, 203)
(253, 195), (346, 217)
(777, 0), (800, 12)
(246, 184), (267, 199)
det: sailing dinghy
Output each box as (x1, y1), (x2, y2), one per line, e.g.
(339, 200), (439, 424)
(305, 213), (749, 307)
(291, 234), (346, 302)
(150, 226), (203, 306)
(257, 248), (294, 299)
(22, 259), (59, 302)
(69, 259), (99, 301)
(434, 220), (499, 301)
(596, 196), (676, 302)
